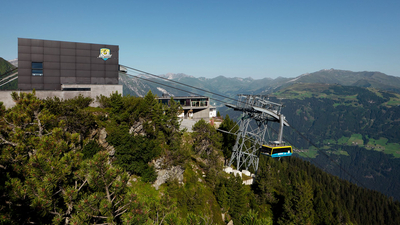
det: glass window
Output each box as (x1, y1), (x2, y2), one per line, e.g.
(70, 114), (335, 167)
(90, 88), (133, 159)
(260, 145), (272, 154)
(32, 70), (44, 76)
(32, 62), (43, 69)
(273, 147), (292, 154)
(32, 62), (43, 76)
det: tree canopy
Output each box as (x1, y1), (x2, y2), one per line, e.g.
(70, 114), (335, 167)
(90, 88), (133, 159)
(0, 91), (399, 224)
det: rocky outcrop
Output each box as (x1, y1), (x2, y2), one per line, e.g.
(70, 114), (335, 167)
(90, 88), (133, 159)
(129, 119), (146, 136)
(152, 158), (184, 190)
(90, 128), (184, 190)
(90, 128), (115, 156)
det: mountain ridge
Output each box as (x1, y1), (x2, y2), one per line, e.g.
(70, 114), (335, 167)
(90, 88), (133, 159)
(282, 69), (400, 93)
(7, 58), (18, 67)
(0, 57), (16, 76)
(121, 68), (400, 98)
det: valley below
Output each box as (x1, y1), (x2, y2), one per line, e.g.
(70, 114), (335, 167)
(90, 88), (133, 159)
(121, 68), (400, 201)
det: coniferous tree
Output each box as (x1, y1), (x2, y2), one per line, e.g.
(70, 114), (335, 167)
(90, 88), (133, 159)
(217, 184), (228, 212)
(219, 114), (238, 161)
(227, 174), (248, 224)
(0, 92), (59, 223)
(240, 209), (273, 225)
(192, 119), (223, 171)
(69, 151), (147, 224)
(2, 90), (400, 224)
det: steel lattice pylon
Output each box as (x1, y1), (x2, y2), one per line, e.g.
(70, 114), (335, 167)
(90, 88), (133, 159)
(226, 94), (289, 173)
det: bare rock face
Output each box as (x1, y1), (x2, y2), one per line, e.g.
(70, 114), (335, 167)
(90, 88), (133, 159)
(152, 158), (184, 190)
(98, 128), (107, 145)
(97, 128), (115, 156)
(153, 157), (165, 170)
(129, 119), (146, 136)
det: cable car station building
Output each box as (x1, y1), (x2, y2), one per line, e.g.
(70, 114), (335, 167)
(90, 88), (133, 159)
(158, 94), (210, 119)
(1, 38), (122, 108)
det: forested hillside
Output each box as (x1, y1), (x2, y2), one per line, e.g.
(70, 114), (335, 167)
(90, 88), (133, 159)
(1, 91), (399, 224)
(0, 57), (18, 90)
(119, 72), (289, 101)
(0, 58), (15, 75)
(276, 69), (400, 94)
(120, 69), (400, 100)
(264, 83), (400, 201)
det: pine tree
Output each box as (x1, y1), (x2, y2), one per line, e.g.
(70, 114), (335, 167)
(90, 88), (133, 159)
(253, 157), (277, 204)
(227, 174), (248, 224)
(192, 119), (223, 171)
(278, 182), (314, 225)
(219, 114), (238, 161)
(0, 92), (83, 223)
(240, 209), (273, 225)
(70, 151), (147, 224)
(217, 184), (229, 212)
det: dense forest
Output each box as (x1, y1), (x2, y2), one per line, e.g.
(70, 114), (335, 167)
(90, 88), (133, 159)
(0, 58), (17, 90)
(276, 85), (400, 146)
(0, 58), (15, 76)
(257, 84), (400, 201)
(1, 91), (400, 224)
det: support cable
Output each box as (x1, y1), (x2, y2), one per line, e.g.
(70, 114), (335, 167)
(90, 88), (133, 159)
(124, 72), (231, 105)
(0, 67), (18, 79)
(289, 126), (369, 189)
(122, 65), (251, 105)
(269, 125), (369, 189)
(122, 66), (369, 189)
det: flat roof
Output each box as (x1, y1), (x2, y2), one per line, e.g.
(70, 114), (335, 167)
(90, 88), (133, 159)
(18, 37), (118, 47)
(157, 96), (209, 99)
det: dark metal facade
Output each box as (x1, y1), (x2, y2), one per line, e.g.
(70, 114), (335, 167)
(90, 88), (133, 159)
(18, 38), (119, 90)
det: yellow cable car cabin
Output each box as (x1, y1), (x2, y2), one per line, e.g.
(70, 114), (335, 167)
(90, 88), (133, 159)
(260, 145), (293, 158)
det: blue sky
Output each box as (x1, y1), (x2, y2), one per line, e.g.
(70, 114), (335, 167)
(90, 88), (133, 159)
(1, 0), (400, 78)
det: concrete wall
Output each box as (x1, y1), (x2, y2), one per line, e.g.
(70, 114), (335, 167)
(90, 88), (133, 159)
(192, 108), (210, 119)
(209, 108), (217, 118)
(0, 84), (122, 109)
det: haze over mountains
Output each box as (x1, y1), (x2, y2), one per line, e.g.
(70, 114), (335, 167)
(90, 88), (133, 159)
(2, 57), (400, 200)
(121, 68), (400, 201)
(5, 56), (400, 95)
(285, 69), (400, 93)
(7, 58), (18, 67)
(121, 68), (400, 98)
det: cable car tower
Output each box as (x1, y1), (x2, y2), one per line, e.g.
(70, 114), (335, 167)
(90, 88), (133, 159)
(225, 94), (290, 173)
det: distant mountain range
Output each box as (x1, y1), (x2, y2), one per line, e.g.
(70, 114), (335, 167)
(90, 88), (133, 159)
(120, 69), (400, 100)
(161, 73), (194, 80)
(0, 58), (16, 75)
(120, 72), (289, 103)
(120, 68), (400, 201)
(7, 58), (18, 67)
(0, 58), (18, 90)
(2, 59), (400, 201)
(280, 69), (400, 93)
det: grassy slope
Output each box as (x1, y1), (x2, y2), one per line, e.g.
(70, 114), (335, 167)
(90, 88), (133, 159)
(268, 83), (400, 201)
(290, 69), (400, 93)
(0, 57), (16, 76)
(0, 57), (18, 90)
(273, 83), (400, 158)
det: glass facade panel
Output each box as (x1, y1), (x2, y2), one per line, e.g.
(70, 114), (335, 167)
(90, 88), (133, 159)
(32, 62), (43, 76)
(260, 146), (272, 154)
(32, 62), (43, 69)
(273, 147), (292, 154)
(32, 70), (43, 76)
(191, 98), (208, 107)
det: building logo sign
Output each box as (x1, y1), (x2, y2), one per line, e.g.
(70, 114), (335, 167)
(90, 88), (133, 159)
(98, 48), (112, 61)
